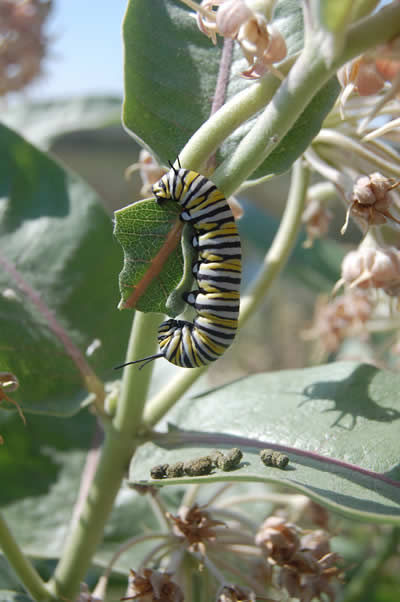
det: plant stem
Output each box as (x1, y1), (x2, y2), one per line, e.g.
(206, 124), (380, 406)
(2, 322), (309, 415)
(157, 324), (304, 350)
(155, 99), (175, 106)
(142, 363), (206, 428)
(0, 512), (53, 601)
(211, 3), (400, 196)
(48, 429), (135, 600)
(114, 311), (161, 432)
(48, 312), (159, 600)
(342, 527), (400, 602)
(239, 159), (309, 325)
(179, 58), (295, 174)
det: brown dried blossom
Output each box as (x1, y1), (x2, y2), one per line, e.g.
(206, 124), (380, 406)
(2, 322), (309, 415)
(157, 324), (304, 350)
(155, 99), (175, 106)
(278, 551), (342, 602)
(125, 150), (167, 197)
(255, 516), (301, 565)
(341, 173), (400, 235)
(337, 39), (400, 115)
(303, 291), (372, 354)
(262, 528), (343, 602)
(341, 246), (400, 296)
(302, 199), (333, 247)
(167, 504), (225, 553)
(301, 500), (330, 530)
(0, 0), (52, 96)
(122, 569), (183, 602)
(216, 584), (256, 601)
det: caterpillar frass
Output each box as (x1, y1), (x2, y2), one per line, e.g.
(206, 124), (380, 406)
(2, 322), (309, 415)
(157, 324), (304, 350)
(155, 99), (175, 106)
(116, 163), (241, 369)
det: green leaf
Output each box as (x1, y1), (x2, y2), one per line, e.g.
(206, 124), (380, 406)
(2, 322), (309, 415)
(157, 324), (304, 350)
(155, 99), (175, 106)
(0, 124), (131, 415)
(114, 199), (188, 313)
(128, 362), (400, 524)
(0, 410), (183, 572)
(1, 96), (122, 149)
(123, 0), (336, 178)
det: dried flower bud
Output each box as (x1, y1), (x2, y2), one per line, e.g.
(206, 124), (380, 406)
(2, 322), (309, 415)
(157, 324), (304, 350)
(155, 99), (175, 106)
(167, 504), (225, 552)
(150, 464), (169, 479)
(302, 199), (333, 247)
(123, 568), (183, 602)
(239, 21), (286, 79)
(301, 500), (330, 529)
(338, 39), (400, 118)
(341, 246), (400, 294)
(338, 57), (386, 97)
(125, 150), (167, 197)
(275, 528), (342, 602)
(184, 455), (214, 476)
(342, 173), (400, 234)
(216, 583), (256, 601)
(301, 530), (331, 560)
(303, 291), (372, 354)
(255, 517), (300, 565)
(166, 462), (185, 478)
(216, 0), (252, 38)
(194, 0), (286, 79)
(0, 0), (52, 96)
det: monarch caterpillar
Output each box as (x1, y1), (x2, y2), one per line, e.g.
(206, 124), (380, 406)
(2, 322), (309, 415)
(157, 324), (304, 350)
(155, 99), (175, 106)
(116, 162), (241, 369)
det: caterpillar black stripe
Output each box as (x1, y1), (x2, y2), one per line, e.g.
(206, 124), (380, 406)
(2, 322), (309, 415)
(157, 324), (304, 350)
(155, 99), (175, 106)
(116, 163), (241, 369)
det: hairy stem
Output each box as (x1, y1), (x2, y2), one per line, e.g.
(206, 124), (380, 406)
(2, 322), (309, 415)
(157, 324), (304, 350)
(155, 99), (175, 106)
(48, 313), (159, 600)
(0, 512), (53, 601)
(182, 2), (400, 195)
(240, 159), (309, 324)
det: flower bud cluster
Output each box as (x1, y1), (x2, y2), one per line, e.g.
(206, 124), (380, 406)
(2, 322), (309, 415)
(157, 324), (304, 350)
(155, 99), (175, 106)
(302, 199), (333, 247)
(195, 0), (286, 78)
(0, 0), (51, 95)
(337, 40), (400, 113)
(167, 504), (225, 553)
(304, 291), (372, 354)
(123, 569), (184, 602)
(216, 584), (256, 601)
(256, 518), (341, 601)
(341, 246), (400, 296)
(342, 173), (400, 235)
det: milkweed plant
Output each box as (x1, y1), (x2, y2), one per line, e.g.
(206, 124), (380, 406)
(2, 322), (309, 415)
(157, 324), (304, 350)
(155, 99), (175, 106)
(1, 0), (400, 601)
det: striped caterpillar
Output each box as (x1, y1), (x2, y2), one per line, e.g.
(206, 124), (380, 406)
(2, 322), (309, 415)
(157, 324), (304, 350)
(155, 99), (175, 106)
(117, 163), (241, 369)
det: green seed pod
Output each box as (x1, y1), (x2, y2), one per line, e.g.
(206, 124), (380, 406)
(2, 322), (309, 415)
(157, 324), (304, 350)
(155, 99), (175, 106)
(184, 456), (213, 476)
(150, 464), (169, 479)
(166, 461), (185, 478)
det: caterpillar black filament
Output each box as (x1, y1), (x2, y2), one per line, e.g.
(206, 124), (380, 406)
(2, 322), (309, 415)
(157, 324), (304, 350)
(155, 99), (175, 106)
(116, 163), (241, 369)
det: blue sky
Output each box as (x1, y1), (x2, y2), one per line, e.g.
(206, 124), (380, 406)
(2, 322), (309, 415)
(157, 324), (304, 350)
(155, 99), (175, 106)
(31, 0), (127, 99)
